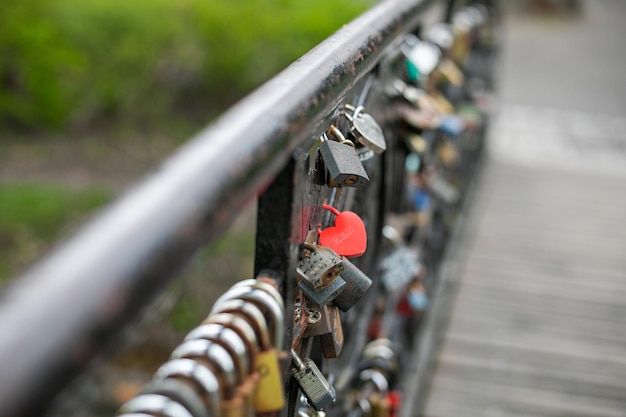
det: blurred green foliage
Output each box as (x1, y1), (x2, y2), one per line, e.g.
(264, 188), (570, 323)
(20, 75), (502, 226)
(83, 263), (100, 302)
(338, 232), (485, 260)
(0, 183), (111, 282)
(0, 0), (372, 130)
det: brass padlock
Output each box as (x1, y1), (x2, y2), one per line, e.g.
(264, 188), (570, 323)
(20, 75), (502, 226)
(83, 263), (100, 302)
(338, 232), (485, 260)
(318, 126), (370, 187)
(211, 290), (286, 413)
(369, 393), (391, 417)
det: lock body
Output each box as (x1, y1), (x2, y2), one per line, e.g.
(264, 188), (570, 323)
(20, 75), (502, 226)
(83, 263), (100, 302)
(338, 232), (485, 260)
(319, 140), (369, 187)
(319, 305), (344, 358)
(297, 245), (344, 291)
(291, 350), (336, 411)
(298, 276), (346, 306)
(351, 111), (387, 154)
(332, 258), (373, 312)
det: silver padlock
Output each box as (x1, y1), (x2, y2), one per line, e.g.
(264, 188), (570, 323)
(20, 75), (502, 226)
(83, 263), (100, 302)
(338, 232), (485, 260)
(185, 323), (250, 384)
(212, 287), (284, 349)
(117, 393), (195, 417)
(331, 258), (373, 312)
(296, 244), (344, 291)
(298, 276), (346, 307)
(342, 104), (387, 154)
(154, 358), (222, 417)
(318, 126), (370, 187)
(129, 377), (211, 417)
(290, 349), (336, 411)
(202, 312), (259, 372)
(171, 339), (239, 400)
(210, 299), (272, 354)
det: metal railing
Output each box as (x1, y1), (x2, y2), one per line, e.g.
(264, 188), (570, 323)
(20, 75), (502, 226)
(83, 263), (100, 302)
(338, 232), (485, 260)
(0, 1), (447, 416)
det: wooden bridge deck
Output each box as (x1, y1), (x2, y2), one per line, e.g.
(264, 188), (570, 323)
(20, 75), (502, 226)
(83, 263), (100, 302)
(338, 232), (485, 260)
(411, 2), (626, 416)
(421, 163), (626, 417)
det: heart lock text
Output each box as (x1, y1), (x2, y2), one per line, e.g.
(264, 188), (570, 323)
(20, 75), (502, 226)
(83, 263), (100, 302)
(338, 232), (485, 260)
(318, 204), (367, 258)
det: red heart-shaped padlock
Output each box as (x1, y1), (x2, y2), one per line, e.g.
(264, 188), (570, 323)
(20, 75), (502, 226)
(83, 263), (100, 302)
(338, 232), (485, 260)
(319, 204), (367, 257)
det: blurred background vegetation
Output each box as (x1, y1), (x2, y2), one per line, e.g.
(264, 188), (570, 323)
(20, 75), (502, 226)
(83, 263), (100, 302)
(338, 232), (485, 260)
(0, 0), (374, 285)
(0, 2), (373, 414)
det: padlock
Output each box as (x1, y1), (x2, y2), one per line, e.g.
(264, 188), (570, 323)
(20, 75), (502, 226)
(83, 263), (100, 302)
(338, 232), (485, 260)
(302, 305), (331, 338)
(369, 393), (391, 417)
(331, 258), (372, 312)
(342, 104), (387, 154)
(212, 293), (286, 413)
(154, 358), (221, 417)
(174, 338), (257, 417)
(225, 288), (286, 414)
(318, 126), (369, 187)
(427, 172), (460, 205)
(171, 339), (238, 400)
(290, 349), (336, 411)
(201, 312), (261, 417)
(299, 276), (346, 307)
(231, 277), (283, 310)
(318, 204), (367, 258)
(296, 244), (344, 291)
(185, 322), (250, 384)
(319, 305), (344, 359)
(437, 58), (465, 87)
(210, 299), (271, 353)
(358, 369), (389, 393)
(131, 376), (211, 417)
(202, 312), (259, 371)
(211, 287), (285, 350)
(117, 393), (195, 417)
(426, 22), (454, 53)
(404, 39), (441, 81)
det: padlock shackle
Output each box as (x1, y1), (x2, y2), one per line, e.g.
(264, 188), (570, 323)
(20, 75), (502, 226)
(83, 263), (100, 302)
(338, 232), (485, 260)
(119, 394), (195, 417)
(229, 289), (285, 350)
(184, 323), (250, 382)
(290, 348), (306, 371)
(154, 358), (221, 417)
(326, 125), (355, 148)
(232, 279), (285, 316)
(212, 288), (283, 350)
(211, 299), (272, 351)
(322, 204), (341, 217)
(171, 339), (238, 398)
(202, 313), (259, 373)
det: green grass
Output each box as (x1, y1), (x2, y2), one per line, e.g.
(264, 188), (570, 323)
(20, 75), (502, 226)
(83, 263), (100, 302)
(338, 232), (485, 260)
(0, 183), (112, 283)
(0, 0), (374, 130)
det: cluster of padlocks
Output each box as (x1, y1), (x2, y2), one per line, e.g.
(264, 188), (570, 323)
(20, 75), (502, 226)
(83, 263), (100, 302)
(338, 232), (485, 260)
(114, 3), (496, 417)
(116, 278), (287, 417)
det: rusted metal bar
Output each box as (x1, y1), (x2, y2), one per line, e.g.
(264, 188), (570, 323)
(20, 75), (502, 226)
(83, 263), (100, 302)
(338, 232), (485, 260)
(0, 0), (439, 415)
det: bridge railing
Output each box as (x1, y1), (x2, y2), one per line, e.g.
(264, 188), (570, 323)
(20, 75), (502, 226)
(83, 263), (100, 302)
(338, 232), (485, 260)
(0, 0), (485, 416)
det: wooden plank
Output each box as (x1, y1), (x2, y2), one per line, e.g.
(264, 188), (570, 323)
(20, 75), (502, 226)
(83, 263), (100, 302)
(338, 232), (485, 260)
(435, 350), (626, 397)
(462, 262), (626, 294)
(466, 254), (626, 283)
(425, 376), (626, 417)
(447, 304), (626, 349)
(439, 334), (626, 380)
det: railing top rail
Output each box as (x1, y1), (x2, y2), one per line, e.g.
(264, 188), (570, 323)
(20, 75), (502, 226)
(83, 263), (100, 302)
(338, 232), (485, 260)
(0, 0), (439, 415)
